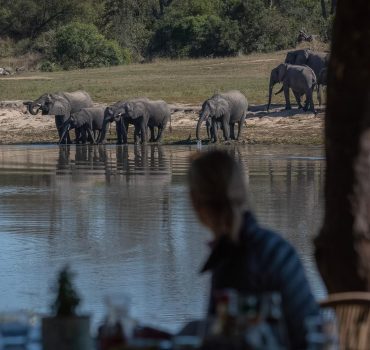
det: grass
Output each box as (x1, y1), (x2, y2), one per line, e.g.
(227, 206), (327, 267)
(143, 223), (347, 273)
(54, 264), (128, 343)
(0, 51), (289, 106)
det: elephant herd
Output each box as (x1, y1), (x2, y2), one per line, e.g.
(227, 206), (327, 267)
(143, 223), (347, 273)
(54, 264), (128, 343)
(23, 48), (328, 144)
(268, 48), (328, 113)
(23, 93), (171, 145)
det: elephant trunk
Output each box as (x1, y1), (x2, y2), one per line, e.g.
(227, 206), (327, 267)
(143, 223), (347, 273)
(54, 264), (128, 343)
(98, 119), (109, 143)
(196, 116), (205, 140)
(59, 124), (71, 144)
(24, 102), (41, 115)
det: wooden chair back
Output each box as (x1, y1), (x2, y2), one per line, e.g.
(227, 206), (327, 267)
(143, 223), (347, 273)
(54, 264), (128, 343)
(320, 292), (370, 350)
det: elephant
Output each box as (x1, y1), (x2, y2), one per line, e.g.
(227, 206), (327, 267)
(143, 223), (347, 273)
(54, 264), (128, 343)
(206, 120), (223, 143)
(59, 107), (105, 144)
(284, 49), (328, 105)
(196, 90), (248, 142)
(23, 90), (93, 143)
(98, 98), (149, 144)
(106, 98), (171, 144)
(267, 63), (317, 113)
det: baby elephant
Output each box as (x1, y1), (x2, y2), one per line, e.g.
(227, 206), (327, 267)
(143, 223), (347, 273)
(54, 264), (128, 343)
(267, 63), (317, 112)
(197, 90), (248, 142)
(59, 107), (105, 144)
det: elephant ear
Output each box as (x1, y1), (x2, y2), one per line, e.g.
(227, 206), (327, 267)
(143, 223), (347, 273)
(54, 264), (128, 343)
(124, 102), (132, 114)
(295, 50), (309, 65)
(113, 106), (124, 121)
(131, 101), (146, 119)
(214, 98), (229, 118)
(104, 107), (114, 119)
(285, 52), (295, 64)
(278, 64), (287, 81)
(48, 98), (70, 115)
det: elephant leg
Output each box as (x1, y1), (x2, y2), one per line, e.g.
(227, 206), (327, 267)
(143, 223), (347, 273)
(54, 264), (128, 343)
(306, 89), (315, 113)
(156, 126), (164, 142)
(221, 119), (230, 141)
(87, 128), (96, 144)
(206, 120), (211, 140)
(283, 85), (292, 110)
(211, 119), (218, 142)
(236, 114), (246, 140)
(79, 129), (87, 144)
(55, 116), (72, 144)
(149, 126), (155, 142)
(133, 124), (141, 144)
(303, 89), (313, 112)
(122, 120), (129, 144)
(317, 85), (322, 106)
(116, 121), (123, 144)
(140, 122), (147, 144)
(293, 91), (303, 109)
(229, 123), (235, 140)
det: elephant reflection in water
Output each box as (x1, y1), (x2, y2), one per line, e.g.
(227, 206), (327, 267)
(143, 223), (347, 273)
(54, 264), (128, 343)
(116, 144), (166, 175)
(75, 145), (108, 166)
(57, 145), (108, 170)
(57, 145), (71, 169)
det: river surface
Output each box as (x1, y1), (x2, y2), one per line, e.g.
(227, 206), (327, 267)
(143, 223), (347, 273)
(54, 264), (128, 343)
(0, 144), (326, 333)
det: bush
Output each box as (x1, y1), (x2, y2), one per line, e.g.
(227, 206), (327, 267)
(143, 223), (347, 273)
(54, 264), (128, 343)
(53, 22), (128, 69)
(32, 30), (56, 57)
(0, 37), (15, 57)
(149, 14), (241, 58)
(39, 60), (60, 72)
(253, 8), (297, 52)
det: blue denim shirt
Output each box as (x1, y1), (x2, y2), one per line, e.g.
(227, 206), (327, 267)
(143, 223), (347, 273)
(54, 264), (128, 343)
(201, 211), (320, 349)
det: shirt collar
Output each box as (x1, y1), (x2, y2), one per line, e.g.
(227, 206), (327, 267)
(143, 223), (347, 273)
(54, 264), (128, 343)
(200, 211), (258, 273)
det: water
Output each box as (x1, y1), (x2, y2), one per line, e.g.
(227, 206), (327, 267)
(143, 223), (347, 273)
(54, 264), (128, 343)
(0, 144), (326, 334)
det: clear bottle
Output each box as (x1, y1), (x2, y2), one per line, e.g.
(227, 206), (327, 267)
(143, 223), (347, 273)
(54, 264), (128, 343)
(97, 293), (134, 350)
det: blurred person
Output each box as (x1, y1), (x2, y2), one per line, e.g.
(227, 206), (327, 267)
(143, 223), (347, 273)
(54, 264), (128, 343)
(188, 149), (320, 349)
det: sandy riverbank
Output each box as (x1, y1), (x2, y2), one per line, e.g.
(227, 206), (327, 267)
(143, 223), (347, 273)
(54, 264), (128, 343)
(0, 101), (324, 145)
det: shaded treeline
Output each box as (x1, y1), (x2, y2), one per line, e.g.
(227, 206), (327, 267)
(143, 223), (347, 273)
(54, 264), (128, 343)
(0, 0), (334, 70)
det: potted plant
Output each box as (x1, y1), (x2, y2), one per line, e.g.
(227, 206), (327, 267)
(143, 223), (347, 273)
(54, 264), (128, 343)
(42, 265), (93, 350)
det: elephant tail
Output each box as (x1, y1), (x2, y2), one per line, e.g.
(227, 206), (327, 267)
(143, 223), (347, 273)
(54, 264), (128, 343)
(169, 114), (172, 133)
(274, 86), (284, 96)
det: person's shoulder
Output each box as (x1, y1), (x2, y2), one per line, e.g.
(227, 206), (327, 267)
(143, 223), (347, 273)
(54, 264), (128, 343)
(243, 212), (294, 249)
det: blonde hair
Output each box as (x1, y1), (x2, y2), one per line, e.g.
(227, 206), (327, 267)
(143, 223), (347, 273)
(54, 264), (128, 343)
(188, 150), (248, 241)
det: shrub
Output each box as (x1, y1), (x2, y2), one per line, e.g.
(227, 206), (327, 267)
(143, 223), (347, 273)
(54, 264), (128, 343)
(53, 22), (128, 69)
(149, 14), (241, 58)
(253, 8), (297, 52)
(0, 37), (15, 57)
(39, 60), (60, 72)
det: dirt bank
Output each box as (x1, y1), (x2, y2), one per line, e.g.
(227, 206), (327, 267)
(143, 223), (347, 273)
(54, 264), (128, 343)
(0, 101), (324, 145)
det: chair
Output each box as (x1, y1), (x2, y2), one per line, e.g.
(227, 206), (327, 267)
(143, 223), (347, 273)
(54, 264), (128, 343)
(320, 292), (370, 350)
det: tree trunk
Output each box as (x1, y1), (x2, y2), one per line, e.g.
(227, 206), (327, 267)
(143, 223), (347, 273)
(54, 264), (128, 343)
(321, 0), (327, 19)
(331, 0), (337, 15)
(314, 0), (370, 292)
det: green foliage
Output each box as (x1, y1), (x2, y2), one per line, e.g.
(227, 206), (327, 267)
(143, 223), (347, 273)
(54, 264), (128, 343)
(51, 265), (80, 317)
(253, 8), (297, 52)
(0, 0), (333, 65)
(0, 37), (15, 57)
(0, 0), (84, 40)
(39, 60), (60, 72)
(53, 22), (127, 69)
(149, 14), (240, 58)
(101, 0), (158, 60)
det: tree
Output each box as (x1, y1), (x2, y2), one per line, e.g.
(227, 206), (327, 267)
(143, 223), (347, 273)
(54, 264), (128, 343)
(314, 0), (370, 292)
(53, 22), (127, 69)
(102, 0), (160, 60)
(0, 0), (85, 39)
